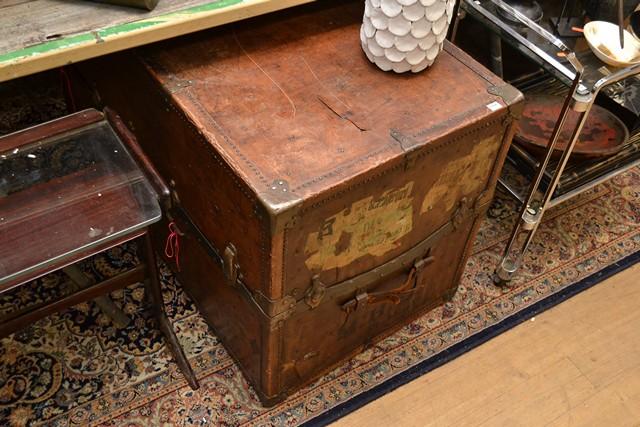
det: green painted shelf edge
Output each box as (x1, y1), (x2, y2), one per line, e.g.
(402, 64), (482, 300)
(0, 0), (243, 65)
(0, 0), (315, 81)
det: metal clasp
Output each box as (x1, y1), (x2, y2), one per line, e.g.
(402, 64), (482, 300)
(452, 197), (470, 230)
(223, 243), (239, 286)
(305, 275), (326, 309)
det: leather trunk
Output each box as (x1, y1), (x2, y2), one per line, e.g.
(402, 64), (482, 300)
(72, 0), (523, 405)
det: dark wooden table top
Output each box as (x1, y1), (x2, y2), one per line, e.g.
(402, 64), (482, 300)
(0, 111), (161, 291)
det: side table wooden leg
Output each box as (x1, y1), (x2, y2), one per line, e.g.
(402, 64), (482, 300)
(63, 265), (131, 328)
(140, 232), (199, 390)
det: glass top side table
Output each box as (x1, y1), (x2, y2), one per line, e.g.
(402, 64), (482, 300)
(0, 109), (198, 390)
(0, 110), (160, 290)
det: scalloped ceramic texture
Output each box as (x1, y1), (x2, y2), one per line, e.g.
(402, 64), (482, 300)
(361, 0), (455, 73)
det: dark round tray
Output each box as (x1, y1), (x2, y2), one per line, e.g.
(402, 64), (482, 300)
(514, 94), (629, 159)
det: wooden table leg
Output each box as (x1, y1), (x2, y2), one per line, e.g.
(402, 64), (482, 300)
(140, 232), (199, 390)
(63, 264), (131, 328)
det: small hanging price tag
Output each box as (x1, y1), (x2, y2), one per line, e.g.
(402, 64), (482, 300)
(164, 221), (181, 272)
(486, 101), (503, 112)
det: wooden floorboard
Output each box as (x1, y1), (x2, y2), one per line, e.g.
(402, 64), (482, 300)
(333, 263), (640, 427)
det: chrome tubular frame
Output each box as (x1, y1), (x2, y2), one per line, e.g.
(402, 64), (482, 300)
(496, 62), (640, 282)
(452, 0), (640, 283)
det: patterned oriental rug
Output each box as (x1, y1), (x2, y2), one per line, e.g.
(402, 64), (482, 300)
(1, 75), (640, 427)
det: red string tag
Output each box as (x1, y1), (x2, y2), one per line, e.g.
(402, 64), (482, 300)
(59, 68), (77, 113)
(164, 221), (181, 272)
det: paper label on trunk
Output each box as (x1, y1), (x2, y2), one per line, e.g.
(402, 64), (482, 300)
(420, 136), (498, 215)
(304, 182), (414, 270)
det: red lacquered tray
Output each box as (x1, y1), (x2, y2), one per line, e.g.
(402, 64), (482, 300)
(515, 94), (629, 159)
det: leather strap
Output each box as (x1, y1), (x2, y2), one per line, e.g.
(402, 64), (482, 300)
(341, 251), (435, 315)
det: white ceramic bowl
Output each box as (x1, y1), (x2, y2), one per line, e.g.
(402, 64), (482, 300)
(584, 21), (640, 68)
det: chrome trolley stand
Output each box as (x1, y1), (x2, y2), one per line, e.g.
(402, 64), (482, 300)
(453, 0), (640, 283)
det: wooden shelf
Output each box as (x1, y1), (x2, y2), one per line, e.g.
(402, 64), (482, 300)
(0, 0), (314, 82)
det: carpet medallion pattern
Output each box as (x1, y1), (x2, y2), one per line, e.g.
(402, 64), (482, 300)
(0, 166), (638, 426)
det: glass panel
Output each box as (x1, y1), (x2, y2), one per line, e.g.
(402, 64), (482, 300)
(462, 0), (640, 114)
(461, 0), (578, 81)
(0, 119), (161, 288)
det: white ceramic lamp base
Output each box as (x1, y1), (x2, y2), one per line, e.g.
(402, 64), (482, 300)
(361, 0), (456, 73)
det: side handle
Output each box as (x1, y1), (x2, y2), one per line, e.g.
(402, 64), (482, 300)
(341, 250), (435, 315)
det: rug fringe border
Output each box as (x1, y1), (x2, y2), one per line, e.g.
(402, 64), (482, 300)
(302, 248), (640, 427)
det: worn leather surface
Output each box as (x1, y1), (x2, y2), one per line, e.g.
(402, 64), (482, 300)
(139, 1), (513, 206)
